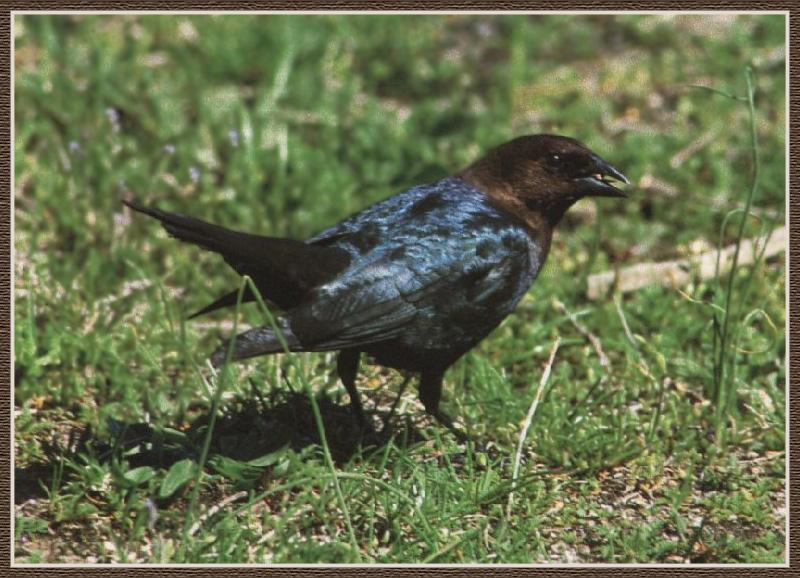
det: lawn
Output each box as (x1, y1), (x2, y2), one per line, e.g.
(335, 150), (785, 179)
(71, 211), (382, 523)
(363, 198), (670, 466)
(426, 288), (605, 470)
(13, 13), (786, 563)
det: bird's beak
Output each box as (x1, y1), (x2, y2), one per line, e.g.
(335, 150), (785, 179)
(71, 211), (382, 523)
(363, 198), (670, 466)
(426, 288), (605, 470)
(576, 155), (630, 198)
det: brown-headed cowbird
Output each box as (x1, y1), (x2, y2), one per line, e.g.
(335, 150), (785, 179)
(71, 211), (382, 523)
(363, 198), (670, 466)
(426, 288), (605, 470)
(124, 134), (628, 439)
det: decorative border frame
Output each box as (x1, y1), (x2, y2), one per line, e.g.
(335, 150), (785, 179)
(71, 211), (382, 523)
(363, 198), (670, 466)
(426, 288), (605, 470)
(2, 2), (795, 575)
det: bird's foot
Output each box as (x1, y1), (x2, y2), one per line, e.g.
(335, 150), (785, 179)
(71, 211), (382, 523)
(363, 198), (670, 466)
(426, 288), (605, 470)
(432, 410), (470, 445)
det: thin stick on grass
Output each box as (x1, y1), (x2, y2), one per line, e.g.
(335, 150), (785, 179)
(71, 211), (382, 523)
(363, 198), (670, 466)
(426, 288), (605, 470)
(507, 336), (561, 516)
(555, 299), (610, 368)
(585, 226), (784, 301)
(188, 491), (249, 537)
(613, 295), (639, 348)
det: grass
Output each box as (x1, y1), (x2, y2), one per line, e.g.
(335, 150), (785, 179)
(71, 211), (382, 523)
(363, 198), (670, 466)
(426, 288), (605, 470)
(13, 13), (786, 563)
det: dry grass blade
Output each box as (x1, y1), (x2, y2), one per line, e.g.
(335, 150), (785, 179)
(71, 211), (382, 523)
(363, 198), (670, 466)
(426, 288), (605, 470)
(555, 300), (610, 368)
(188, 491), (249, 537)
(586, 226), (785, 301)
(507, 337), (561, 516)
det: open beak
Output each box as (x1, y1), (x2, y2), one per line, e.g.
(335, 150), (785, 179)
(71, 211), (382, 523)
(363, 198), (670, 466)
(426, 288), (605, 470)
(576, 155), (630, 198)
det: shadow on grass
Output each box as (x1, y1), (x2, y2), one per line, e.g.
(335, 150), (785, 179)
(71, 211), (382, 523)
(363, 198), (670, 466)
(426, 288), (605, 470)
(14, 389), (428, 503)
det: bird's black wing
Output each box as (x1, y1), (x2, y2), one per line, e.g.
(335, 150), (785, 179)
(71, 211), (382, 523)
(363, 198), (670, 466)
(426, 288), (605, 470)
(288, 234), (524, 352)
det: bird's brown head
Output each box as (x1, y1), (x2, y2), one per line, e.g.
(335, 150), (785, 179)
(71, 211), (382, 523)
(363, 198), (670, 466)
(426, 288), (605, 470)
(459, 134), (629, 228)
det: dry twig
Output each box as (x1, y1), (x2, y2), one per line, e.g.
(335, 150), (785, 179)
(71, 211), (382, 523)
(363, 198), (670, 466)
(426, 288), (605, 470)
(555, 300), (611, 368)
(586, 226), (785, 301)
(507, 337), (561, 516)
(188, 491), (249, 537)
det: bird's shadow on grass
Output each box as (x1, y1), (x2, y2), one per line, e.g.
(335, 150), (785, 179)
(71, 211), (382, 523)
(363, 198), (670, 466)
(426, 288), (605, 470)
(15, 389), (426, 503)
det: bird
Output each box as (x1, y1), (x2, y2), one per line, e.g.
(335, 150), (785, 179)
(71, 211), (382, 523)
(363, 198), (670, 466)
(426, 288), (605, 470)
(124, 134), (629, 440)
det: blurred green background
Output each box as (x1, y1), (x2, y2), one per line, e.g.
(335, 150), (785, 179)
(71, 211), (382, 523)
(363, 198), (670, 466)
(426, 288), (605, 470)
(14, 14), (785, 563)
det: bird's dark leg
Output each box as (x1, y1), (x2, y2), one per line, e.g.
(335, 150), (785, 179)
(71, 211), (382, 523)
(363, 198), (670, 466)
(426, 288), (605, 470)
(337, 349), (368, 430)
(418, 370), (468, 443)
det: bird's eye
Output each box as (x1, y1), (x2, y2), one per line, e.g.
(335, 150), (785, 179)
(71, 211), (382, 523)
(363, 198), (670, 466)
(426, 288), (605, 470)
(545, 152), (586, 176)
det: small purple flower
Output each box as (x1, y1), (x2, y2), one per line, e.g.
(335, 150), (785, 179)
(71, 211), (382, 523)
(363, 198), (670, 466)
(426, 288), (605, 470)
(105, 107), (121, 131)
(68, 140), (80, 153)
(163, 144), (176, 155)
(189, 166), (200, 183)
(229, 129), (240, 148)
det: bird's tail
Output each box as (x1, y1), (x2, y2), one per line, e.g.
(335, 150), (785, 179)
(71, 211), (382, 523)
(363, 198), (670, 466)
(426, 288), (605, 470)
(122, 198), (351, 314)
(122, 199), (253, 256)
(210, 317), (301, 368)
